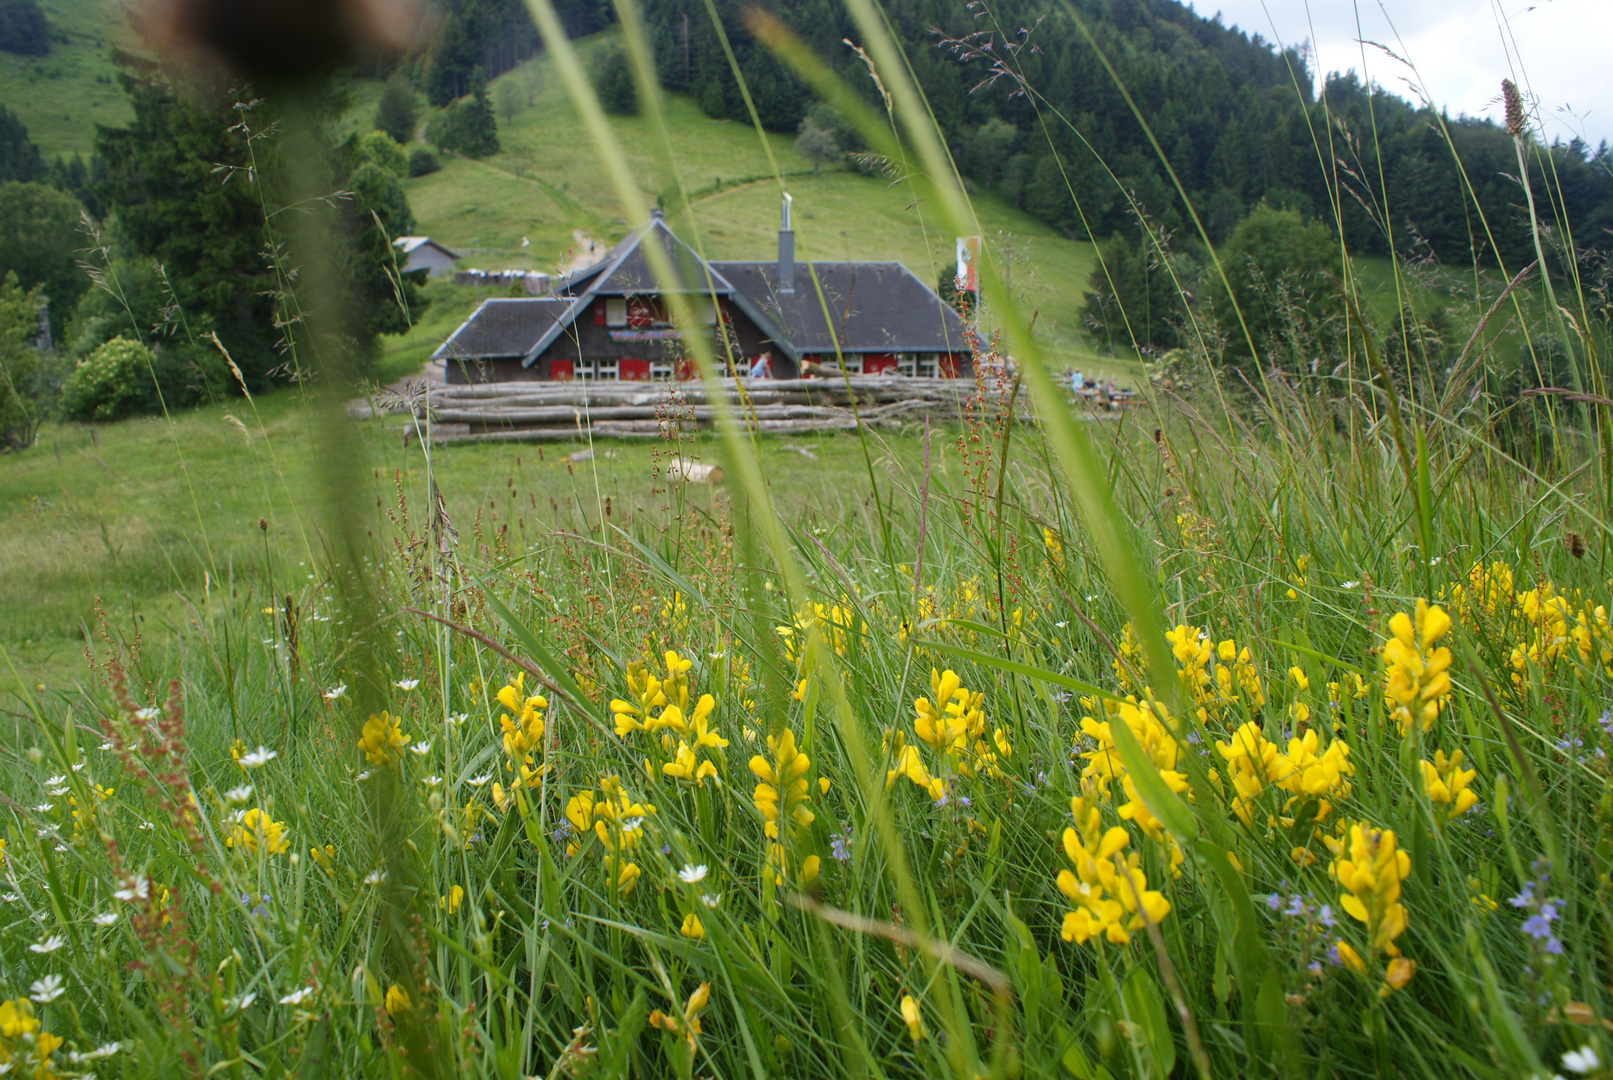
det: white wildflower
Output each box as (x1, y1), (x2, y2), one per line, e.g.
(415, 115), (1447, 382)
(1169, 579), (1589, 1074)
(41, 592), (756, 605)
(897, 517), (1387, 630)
(92, 911), (118, 926)
(324, 683), (347, 701)
(363, 869), (386, 886)
(677, 864), (708, 884)
(239, 746), (277, 769)
(29, 934), (64, 954)
(28, 975), (63, 1003)
(43, 775), (67, 796)
(278, 986), (316, 1006)
(1563, 1047), (1601, 1075)
(395, 678), (420, 691)
(700, 893), (722, 908)
(410, 740), (433, 756)
(467, 773), (492, 788)
(422, 775), (442, 788)
(224, 785), (254, 804)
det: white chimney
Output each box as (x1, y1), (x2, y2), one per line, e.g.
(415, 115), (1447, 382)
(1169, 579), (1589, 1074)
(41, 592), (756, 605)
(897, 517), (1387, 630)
(778, 192), (794, 294)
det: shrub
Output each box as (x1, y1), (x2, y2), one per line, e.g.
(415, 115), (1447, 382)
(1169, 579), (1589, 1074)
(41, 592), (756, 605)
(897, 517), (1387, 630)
(349, 129), (408, 179)
(374, 72), (419, 144)
(1208, 202), (1342, 372)
(594, 44), (637, 116)
(407, 148), (441, 178)
(62, 336), (224, 422)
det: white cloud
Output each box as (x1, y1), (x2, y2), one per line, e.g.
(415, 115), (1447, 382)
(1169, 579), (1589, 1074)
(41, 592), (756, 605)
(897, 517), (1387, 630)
(1198, 0), (1613, 146)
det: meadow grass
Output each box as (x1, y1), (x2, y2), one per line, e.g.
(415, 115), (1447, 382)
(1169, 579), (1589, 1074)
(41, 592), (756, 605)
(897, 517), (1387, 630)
(0, 0), (131, 158)
(0, 3), (1610, 1079)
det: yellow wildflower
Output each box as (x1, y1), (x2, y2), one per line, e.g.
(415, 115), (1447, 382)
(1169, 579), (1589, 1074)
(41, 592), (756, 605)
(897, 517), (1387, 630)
(309, 844), (336, 873)
(750, 728), (820, 885)
(1328, 822), (1411, 964)
(0, 999), (37, 1038)
(1381, 601), (1453, 734)
(226, 808), (290, 855)
(648, 983), (711, 1054)
(1418, 749), (1479, 825)
(1449, 560), (1514, 620)
(901, 995), (923, 1041)
(679, 912), (704, 939)
(1080, 697), (1187, 842)
(440, 885), (464, 914)
(1055, 791), (1171, 947)
(358, 712), (408, 766)
(384, 984), (411, 1016)
(497, 674), (548, 788)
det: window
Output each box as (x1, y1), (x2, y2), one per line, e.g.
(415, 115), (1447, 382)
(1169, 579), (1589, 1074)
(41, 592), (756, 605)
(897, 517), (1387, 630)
(896, 354), (915, 376)
(651, 361), (674, 381)
(840, 355), (863, 375)
(596, 359), (619, 381)
(605, 298), (627, 327)
(916, 354), (938, 378)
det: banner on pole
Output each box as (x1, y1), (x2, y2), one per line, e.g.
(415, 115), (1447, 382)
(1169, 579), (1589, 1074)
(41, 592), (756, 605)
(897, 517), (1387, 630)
(955, 236), (980, 293)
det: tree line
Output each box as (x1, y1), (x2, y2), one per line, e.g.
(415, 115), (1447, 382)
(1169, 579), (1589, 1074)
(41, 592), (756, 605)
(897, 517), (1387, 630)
(0, 53), (425, 448)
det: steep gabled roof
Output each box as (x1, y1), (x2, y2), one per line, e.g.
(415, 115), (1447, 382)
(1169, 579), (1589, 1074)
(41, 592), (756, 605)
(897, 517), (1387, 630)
(708, 261), (970, 355)
(432, 297), (571, 361)
(518, 213), (738, 367)
(394, 236), (459, 259)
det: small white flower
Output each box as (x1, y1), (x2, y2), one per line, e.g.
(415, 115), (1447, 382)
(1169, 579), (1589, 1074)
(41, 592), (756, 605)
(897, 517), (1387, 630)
(69, 1043), (120, 1063)
(467, 773), (492, 788)
(355, 770), (371, 781)
(422, 775), (442, 788)
(1563, 1047), (1601, 1075)
(226, 992), (256, 1011)
(324, 683), (347, 701)
(113, 875), (149, 902)
(278, 986), (316, 1006)
(0, 894), (17, 903)
(363, 869), (386, 886)
(35, 826), (58, 840)
(52, 844), (65, 853)
(1054, 621), (1068, 628)
(395, 678), (420, 691)
(98, 741), (114, 752)
(92, 911), (118, 926)
(677, 864), (708, 884)
(239, 746), (277, 769)
(1342, 580), (1361, 589)
(33, 803), (52, 814)
(446, 713), (469, 728)
(224, 785), (254, 804)
(134, 707), (160, 721)
(410, 740), (433, 756)
(1085, 595), (1099, 602)
(621, 816), (645, 834)
(29, 975), (63, 1003)
(700, 893), (722, 908)
(43, 775), (67, 796)
(29, 934), (64, 954)
(70, 761), (85, 773)
(137, 820), (153, 830)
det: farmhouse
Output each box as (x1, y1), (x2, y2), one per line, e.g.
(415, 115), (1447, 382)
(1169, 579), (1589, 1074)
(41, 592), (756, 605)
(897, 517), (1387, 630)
(432, 200), (973, 383)
(393, 236), (460, 278)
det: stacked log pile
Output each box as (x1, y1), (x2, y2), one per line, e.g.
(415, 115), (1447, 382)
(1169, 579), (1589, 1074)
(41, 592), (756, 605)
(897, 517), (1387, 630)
(407, 378), (1022, 443)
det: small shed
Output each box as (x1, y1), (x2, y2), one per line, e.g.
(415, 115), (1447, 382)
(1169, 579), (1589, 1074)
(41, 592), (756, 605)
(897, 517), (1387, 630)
(393, 237), (460, 278)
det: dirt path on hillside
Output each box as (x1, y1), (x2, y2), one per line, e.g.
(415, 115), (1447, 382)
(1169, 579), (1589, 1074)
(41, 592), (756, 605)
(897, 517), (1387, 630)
(558, 229), (607, 274)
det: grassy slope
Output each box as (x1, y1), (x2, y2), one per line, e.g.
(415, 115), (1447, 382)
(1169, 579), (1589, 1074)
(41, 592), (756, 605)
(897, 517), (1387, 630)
(0, 397), (985, 695)
(0, 0), (131, 158)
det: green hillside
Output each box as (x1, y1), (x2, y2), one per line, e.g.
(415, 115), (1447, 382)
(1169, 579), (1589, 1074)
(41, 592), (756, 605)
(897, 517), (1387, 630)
(0, 0), (131, 158)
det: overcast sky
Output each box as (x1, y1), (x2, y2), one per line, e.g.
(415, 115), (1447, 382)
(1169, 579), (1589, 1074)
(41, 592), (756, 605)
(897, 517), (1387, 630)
(1195, 0), (1613, 148)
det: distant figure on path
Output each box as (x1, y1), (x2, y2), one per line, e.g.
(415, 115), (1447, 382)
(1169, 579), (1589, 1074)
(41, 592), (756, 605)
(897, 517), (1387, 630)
(750, 351), (773, 379)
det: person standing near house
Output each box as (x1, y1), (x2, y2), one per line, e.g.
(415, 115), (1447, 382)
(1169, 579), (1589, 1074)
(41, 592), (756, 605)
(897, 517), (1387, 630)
(749, 351), (773, 379)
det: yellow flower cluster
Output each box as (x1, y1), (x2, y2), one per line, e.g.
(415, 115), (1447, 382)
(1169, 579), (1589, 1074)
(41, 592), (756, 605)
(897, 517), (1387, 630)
(1155, 624), (1266, 720)
(887, 670), (1012, 800)
(226, 807), (290, 855)
(0, 998), (60, 1077)
(564, 776), (655, 894)
(649, 983), (711, 1054)
(609, 651), (728, 785)
(496, 673), (548, 790)
(1055, 791), (1172, 946)
(1382, 601), (1453, 734)
(1216, 723), (1353, 842)
(1328, 822), (1415, 994)
(749, 728), (821, 887)
(1078, 696), (1186, 849)
(358, 712), (408, 766)
(1449, 560), (1515, 619)
(69, 782), (114, 841)
(1418, 749), (1479, 826)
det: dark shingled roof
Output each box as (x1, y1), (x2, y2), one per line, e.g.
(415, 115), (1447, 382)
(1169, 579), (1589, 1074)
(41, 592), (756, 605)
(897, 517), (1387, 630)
(708, 261), (970, 355)
(432, 298), (573, 361)
(565, 214), (736, 297)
